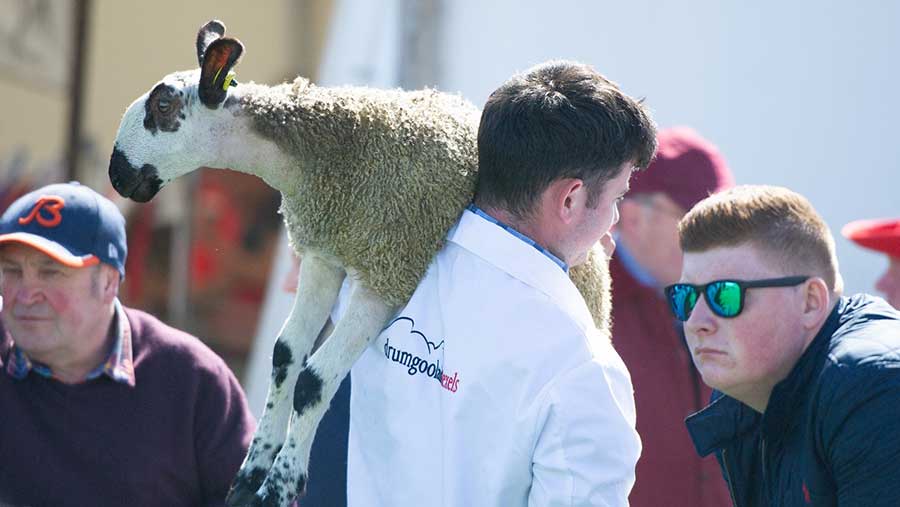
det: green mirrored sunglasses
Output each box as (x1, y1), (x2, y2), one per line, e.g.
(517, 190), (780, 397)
(664, 276), (810, 321)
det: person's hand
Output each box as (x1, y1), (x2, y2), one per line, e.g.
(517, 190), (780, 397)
(599, 232), (616, 259)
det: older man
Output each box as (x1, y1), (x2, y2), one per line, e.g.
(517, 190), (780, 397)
(0, 182), (255, 507)
(611, 127), (733, 507)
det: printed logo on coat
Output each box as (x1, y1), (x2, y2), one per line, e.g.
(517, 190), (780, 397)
(802, 482), (811, 504)
(19, 195), (66, 228)
(382, 316), (460, 393)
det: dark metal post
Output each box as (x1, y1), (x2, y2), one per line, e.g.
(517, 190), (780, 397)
(65, 0), (91, 181)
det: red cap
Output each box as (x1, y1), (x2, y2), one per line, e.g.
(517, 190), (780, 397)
(842, 218), (900, 259)
(629, 126), (734, 211)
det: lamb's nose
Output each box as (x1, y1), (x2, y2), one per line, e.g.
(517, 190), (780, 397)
(108, 147), (162, 202)
(109, 147), (142, 196)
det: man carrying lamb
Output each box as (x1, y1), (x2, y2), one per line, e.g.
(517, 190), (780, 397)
(346, 60), (657, 506)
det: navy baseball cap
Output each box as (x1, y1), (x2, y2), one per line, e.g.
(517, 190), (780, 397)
(0, 182), (127, 277)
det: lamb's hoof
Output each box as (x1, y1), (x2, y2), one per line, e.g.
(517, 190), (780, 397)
(256, 472), (307, 507)
(225, 467), (268, 507)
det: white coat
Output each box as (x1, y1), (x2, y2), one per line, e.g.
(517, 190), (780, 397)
(347, 208), (640, 506)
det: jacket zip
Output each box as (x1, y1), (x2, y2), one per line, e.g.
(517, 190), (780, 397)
(721, 448), (740, 507)
(760, 437), (768, 503)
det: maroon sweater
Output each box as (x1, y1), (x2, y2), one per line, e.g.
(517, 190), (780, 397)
(609, 255), (730, 507)
(0, 307), (256, 507)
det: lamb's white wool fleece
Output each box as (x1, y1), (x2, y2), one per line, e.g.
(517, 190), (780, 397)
(242, 77), (480, 306)
(241, 77), (612, 325)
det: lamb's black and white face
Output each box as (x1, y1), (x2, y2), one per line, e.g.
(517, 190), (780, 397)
(110, 19), (243, 202)
(109, 70), (202, 202)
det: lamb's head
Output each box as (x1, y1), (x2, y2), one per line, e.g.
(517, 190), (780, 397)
(109, 20), (243, 202)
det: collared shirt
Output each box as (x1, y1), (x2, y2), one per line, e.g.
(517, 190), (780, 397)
(347, 208), (639, 506)
(466, 203), (569, 272)
(4, 299), (135, 386)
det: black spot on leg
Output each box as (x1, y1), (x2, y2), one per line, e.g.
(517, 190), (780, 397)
(272, 340), (293, 388)
(293, 368), (323, 415)
(273, 340), (293, 367)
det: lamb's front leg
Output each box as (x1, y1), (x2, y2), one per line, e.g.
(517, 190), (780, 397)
(226, 255), (345, 507)
(254, 282), (396, 507)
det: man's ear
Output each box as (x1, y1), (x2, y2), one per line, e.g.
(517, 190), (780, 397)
(547, 178), (586, 225)
(800, 277), (831, 330)
(100, 265), (121, 304)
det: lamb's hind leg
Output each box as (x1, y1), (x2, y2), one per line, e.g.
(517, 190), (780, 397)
(254, 282), (395, 507)
(226, 254), (345, 507)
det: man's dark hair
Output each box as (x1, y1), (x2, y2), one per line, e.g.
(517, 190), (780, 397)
(476, 60), (657, 219)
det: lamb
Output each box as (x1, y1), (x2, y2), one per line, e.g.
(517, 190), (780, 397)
(108, 20), (612, 507)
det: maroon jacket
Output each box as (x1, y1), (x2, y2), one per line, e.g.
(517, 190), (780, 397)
(610, 255), (731, 507)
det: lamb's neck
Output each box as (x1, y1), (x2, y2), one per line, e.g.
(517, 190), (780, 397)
(201, 88), (294, 192)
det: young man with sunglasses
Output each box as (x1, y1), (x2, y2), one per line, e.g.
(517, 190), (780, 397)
(669, 185), (900, 506)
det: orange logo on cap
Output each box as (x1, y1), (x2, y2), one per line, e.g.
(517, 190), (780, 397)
(19, 195), (66, 228)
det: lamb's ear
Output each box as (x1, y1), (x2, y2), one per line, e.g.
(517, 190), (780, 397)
(198, 37), (243, 108)
(196, 20), (226, 67)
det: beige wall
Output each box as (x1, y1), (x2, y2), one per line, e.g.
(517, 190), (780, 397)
(1, 0), (333, 190)
(0, 82), (67, 173)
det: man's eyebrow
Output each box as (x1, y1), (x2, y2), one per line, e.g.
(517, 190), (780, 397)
(36, 258), (63, 268)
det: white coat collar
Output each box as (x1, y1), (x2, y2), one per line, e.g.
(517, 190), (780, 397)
(447, 209), (596, 334)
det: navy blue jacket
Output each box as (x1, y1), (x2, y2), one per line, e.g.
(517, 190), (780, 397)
(685, 294), (900, 506)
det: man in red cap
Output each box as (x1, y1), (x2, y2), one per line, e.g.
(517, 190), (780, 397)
(842, 218), (900, 309)
(611, 127), (734, 507)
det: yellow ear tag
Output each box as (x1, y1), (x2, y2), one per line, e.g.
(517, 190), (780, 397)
(222, 71), (237, 91)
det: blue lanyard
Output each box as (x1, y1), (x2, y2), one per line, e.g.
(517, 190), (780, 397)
(467, 204), (569, 273)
